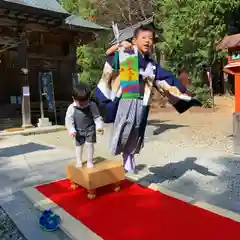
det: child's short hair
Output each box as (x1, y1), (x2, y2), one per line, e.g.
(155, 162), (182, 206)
(133, 25), (155, 41)
(72, 83), (90, 102)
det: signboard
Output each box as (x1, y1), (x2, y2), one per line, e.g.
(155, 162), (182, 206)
(72, 72), (78, 86)
(231, 52), (240, 61)
(39, 72), (56, 112)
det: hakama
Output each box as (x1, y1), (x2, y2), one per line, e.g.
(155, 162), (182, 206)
(95, 50), (201, 172)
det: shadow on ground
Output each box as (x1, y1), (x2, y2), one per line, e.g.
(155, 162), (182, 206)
(1, 138), (240, 217)
(0, 154), (74, 203)
(0, 142), (55, 157)
(144, 157), (217, 183)
(137, 155), (240, 213)
(147, 119), (188, 136)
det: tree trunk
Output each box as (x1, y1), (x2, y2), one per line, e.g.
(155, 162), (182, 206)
(223, 72), (231, 96)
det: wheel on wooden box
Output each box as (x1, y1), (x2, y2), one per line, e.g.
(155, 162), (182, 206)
(87, 193), (96, 199)
(114, 182), (121, 192)
(114, 186), (121, 192)
(70, 181), (79, 190)
(87, 189), (96, 199)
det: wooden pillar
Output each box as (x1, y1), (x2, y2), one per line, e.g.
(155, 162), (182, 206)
(18, 32), (32, 128)
(232, 73), (240, 154)
(235, 74), (240, 112)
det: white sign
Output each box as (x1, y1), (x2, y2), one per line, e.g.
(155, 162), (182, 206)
(23, 86), (30, 96)
(10, 96), (17, 104)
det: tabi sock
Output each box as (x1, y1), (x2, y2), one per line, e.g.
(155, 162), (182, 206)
(75, 145), (83, 168)
(86, 142), (94, 168)
(122, 153), (136, 173)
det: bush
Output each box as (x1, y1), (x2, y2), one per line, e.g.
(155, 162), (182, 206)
(189, 75), (213, 108)
(77, 32), (112, 96)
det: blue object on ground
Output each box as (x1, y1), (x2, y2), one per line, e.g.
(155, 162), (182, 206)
(39, 209), (61, 232)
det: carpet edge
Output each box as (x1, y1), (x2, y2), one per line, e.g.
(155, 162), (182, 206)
(126, 175), (240, 223)
(22, 187), (102, 240)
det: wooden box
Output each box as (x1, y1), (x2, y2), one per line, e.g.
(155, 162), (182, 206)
(66, 157), (125, 199)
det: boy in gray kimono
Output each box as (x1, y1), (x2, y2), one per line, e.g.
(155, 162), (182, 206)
(65, 83), (103, 168)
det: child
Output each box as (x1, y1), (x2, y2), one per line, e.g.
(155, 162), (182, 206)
(95, 25), (201, 173)
(65, 83), (104, 168)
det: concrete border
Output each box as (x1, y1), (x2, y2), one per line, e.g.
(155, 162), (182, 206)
(23, 176), (240, 240)
(0, 126), (66, 137)
(23, 186), (102, 240)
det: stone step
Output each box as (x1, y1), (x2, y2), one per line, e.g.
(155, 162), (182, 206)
(0, 118), (21, 130)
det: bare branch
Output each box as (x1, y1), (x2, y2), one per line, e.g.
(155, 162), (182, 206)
(116, 3), (129, 22)
(136, 0), (147, 19)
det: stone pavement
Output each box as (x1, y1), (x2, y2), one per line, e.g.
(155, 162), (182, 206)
(21, 111), (240, 214)
(0, 135), (73, 240)
(0, 125), (65, 137)
(0, 110), (240, 238)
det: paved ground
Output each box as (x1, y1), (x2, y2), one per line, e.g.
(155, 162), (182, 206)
(19, 110), (240, 213)
(0, 136), (72, 240)
(0, 109), (240, 239)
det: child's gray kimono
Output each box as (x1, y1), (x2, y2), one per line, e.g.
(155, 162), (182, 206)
(65, 101), (103, 146)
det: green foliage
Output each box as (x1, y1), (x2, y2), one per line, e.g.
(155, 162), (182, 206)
(154, 0), (240, 106)
(61, 0), (111, 93)
(77, 32), (112, 91)
(61, 0), (98, 19)
(61, 0), (240, 107)
(189, 76), (212, 108)
(194, 85), (213, 108)
(155, 0), (240, 70)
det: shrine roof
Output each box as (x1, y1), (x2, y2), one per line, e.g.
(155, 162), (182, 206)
(109, 16), (162, 45)
(65, 15), (109, 30)
(4, 0), (68, 14)
(1, 0), (107, 30)
(216, 34), (240, 50)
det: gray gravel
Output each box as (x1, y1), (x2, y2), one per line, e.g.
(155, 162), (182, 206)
(0, 206), (26, 240)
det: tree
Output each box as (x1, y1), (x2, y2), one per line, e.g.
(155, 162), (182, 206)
(61, 0), (153, 27)
(61, 0), (153, 93)
(76, 33), (112, 92)
(155, 1), (240, 71)
(61, 0), (99, 19)
(153, 0), (240, 106)
(61, 0), (240, 106)
(61, 0), (110, 93)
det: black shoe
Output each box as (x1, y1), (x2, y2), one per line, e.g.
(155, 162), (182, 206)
(174, 98), (202, 114)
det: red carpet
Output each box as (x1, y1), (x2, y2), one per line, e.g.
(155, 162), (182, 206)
(36, 179), (239, 240)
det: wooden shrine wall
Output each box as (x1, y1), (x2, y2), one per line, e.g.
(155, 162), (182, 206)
(0, 29), (75, 101)
(0, 50), (21, 104)
(28, 58), (73, 102)
(0, 24), (77, 122)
